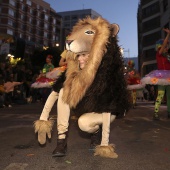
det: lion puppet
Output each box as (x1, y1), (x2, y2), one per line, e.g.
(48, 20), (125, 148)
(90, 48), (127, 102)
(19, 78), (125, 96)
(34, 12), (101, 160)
(34, 17), (130, 159)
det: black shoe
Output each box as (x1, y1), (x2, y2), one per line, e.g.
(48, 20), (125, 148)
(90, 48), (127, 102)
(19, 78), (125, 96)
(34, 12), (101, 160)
(52, 138), (67, 157)
(90, 126), (102, 150)
(153, 113), (160, 120)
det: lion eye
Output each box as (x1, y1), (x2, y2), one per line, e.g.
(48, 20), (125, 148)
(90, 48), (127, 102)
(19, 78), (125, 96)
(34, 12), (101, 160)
(85, 30), (95, 35)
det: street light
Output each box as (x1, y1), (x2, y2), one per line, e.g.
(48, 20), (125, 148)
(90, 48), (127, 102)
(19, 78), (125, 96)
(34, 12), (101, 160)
(121, 48), (130, 58)
(7, 54), (14, 59)
(56, 43), (59, 47)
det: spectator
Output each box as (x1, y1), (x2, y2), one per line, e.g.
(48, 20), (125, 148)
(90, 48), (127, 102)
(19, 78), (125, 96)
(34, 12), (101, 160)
(0, 77), (5, 108)
(143, 87), (149, 101)
(0, 62), (6, 78)
(4, 76), (23, 107)
(39, 55), (54, 104)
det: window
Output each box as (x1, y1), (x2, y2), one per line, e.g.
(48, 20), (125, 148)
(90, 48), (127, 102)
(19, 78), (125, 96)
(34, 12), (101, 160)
(29, 18), (32, 23)
(141, 0), (149, 6)
(21, 5), (25, 11)
(29, 27), (32, 33)
(44, 32), (48, 38)
(44, 41), (48, 46)
(72, 15), (78, 20)
(53, 27), (55, 32)
(55, 36), (59, 41)
(19, 33), (23, 38)
(45, 14), (49, 21)
(27, 35), (31, 41)
(163, 0), (168, 12)
(8, 19), (14, 26)
(52, 35), (55, 41)
(30, 9), (34, 15)
(37, 20), (40, 26)
(143, 31), (161, 47)
(44, 23), (48, 29)
(142, 2), (160, 19)
(36, 30), (39, 35)
(21, 24), (26, 30)
(64, 23), (70, 27)
(8, 9), (15, 17)
(53, 18), (56, 24)
(64, 16), (70, 21)
(37, 11), (40, 17)
(21, 14), (24, 20)
(38, 30), (42, 36)
(7, 29), (14, 35)
(142, 16), (160, 32)
(26, 0), (31, 6)
(9, 0), (15, 6)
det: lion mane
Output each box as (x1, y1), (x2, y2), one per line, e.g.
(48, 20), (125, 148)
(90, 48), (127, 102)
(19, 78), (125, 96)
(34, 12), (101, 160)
(63, 17), (130, 117)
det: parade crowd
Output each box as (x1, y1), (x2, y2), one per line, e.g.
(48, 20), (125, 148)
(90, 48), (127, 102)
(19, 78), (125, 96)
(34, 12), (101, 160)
(0, 61), (46, 108)
(0, 57), (165, 109)
(0, 53), (66, 108)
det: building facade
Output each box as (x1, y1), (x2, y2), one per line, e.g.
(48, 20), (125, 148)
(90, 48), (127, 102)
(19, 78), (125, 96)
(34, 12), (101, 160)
(137, 0), (170, 76)
(0, 0), (62, 58)
(58, 9), (101, 49)
(58, 9), (101, 30)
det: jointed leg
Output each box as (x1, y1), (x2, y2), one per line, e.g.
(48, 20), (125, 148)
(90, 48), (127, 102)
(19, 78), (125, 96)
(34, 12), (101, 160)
(34, 91), (58, 145)
(166, 85), (170, 118)
(154, 85), (165, 120)
(40, 91), (58, 121)
(78, 112), (117, 158)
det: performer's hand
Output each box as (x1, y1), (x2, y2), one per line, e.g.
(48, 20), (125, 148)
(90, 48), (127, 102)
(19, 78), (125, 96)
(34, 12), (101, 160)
(163, 28), (170, 35)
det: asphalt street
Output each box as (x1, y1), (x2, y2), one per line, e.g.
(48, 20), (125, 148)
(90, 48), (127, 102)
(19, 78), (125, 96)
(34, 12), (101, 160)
(0, 101), (170, 170)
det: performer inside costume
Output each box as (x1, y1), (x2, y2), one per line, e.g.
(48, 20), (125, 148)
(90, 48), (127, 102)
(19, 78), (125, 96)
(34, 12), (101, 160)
(125, 60), (144, 108)
(154, 28), (170, 120)
(141, 28), (170, 120)
(34, 17), (130, 158)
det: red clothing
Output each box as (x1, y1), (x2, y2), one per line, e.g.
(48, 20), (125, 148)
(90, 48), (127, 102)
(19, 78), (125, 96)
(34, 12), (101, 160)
(156, 51), (170, 70)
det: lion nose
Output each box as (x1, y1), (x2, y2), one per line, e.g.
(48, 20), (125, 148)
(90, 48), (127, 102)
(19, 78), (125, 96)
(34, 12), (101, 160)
(66, 40), (73, 46)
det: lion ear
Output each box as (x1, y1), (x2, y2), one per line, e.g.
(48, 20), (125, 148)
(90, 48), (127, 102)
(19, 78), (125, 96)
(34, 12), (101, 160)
(111, 24), (120, 37)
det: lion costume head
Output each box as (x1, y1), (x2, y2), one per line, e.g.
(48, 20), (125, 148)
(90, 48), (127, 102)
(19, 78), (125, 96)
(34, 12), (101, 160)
(63, 17), (130, 117)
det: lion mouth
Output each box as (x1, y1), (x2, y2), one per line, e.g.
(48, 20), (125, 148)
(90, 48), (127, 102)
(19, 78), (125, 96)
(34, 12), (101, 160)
(66, 43), (89, 55)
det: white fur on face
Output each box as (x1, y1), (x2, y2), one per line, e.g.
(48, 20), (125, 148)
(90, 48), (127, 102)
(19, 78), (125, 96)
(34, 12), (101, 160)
(66, 25), (95, 53)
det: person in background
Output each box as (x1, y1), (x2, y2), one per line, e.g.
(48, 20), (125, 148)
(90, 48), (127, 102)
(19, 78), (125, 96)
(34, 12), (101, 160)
(0, 62), (6, 80)
(126, 60), (143, 108)
(42, 55), (54, 75)
(4, 75), (23, 107)
(153, 28), (170, 120)
(0, 76), (5, 108)
(25, 69), (33, 103)
(38, 55), (54, 104)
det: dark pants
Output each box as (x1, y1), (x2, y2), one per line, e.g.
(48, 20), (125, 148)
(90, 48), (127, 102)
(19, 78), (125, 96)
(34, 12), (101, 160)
(40, 88), (52, 104)
(5, 92), (13, 106)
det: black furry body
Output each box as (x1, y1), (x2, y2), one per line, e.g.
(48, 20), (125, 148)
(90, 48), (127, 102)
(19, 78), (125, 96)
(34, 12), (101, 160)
(52, 71), (66, 93)
(72, 37), (131, 117)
